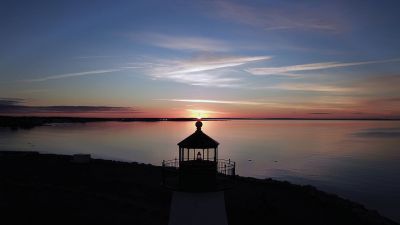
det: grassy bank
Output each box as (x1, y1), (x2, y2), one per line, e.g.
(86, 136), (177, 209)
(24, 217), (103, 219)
(0, 151), (397, 225)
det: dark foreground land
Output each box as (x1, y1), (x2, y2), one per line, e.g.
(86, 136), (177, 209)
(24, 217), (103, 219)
(0, 151), (397, 225)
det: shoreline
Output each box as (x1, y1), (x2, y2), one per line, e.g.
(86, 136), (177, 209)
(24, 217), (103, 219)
(0, 151), (397, 225)
(1, 116), (399, 130)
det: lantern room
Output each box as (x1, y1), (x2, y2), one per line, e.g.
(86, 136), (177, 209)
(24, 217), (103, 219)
(177, 120), (219, 163)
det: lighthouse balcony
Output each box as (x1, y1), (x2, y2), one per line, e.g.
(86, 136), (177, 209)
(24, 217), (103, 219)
(162, 158), (236, 191)
(162, 158), (235, 175)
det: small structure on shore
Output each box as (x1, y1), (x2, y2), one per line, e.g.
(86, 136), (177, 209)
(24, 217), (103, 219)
(71, 154), (91, 164)
(163, 119), (235, 225)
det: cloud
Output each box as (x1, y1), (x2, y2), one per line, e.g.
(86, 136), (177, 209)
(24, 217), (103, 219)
(146, 55), (271, 87)
(0, 99), (138, 114)
(353, 75), (400, 94)
(18, 89), (50, 94)
(24, 69), (123, 82)
(132, 33), (231, 52)
(247, 58), (400, 76)
(156, 98), (349, 110)
(211, 1), (343, 32)
(186, 109), (227, 115)
(0, 98), (24, 106)
(267, 83), (353, 92)
(362, 98), (400, 105)
(74, 55), (127, 59)
(309, 112), (331, 115)
(258, 73), (400, 98)
(156, 98), (266, 105)
(358, 98), (400, 112)
(154, 55), (270, 75)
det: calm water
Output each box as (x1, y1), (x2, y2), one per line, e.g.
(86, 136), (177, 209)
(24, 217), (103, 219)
(1, 120), (400, 221)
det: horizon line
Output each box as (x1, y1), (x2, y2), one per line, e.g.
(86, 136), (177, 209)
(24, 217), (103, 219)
(1, 116), (399, 121)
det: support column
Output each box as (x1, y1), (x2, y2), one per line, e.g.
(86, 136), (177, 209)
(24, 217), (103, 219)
(169, 191), (228, 225)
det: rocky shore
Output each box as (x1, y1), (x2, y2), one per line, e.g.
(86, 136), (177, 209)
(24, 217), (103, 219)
(0, 151), (397, 225)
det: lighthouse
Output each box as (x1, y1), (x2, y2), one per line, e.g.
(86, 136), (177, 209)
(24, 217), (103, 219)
(162, 119), (236, 225)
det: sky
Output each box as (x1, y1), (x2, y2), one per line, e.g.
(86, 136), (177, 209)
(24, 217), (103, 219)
(1, 0), (400, 118)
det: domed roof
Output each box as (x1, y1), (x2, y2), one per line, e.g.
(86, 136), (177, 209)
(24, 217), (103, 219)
(178, 120), (219, 149)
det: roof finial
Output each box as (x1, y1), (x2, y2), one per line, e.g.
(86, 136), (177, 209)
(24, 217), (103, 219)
(195, 118), (203, 131)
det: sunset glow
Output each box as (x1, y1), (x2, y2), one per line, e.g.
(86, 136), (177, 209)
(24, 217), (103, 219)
(187, 109), (221, 119)
(0, 1), (400, 118)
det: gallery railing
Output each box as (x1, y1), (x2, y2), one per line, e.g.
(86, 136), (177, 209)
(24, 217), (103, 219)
(162, 158), (235, 176)
(161, 158), (236, 191)
(217, 159), (236, 176)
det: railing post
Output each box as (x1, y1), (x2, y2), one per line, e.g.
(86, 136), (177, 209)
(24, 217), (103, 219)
(162, 160), (165, 185)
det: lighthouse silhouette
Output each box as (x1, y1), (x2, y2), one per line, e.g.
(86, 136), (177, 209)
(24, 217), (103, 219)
(162, 119), (236, 225)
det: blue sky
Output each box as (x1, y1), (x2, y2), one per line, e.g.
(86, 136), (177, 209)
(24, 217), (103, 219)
(1, 0), (400, 118)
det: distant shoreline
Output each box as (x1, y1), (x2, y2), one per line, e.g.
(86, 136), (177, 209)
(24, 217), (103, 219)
(1, 116), (399, 130)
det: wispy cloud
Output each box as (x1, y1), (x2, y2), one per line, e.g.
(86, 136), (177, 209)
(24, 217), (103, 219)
(18, 89), (50, 94)
(211, 1), (344, 32)
(156, 98), (266, 105)
(186, 109), (227, 115)
(268, 99), (358, 111)
(309, 112), (331, 115)
(154, 55), (270, 75)
(24, 69), (123, 82)
(0, 98), (138, 114)
(132, 33), (231, 52)
(147, 55), (271, 87)
(359, 98), (400, 112)
(353, 74), (400, 94)
(0, 98), (24, 106)
(269, 83), (354, 92)
(74, 55), (124, 59)
(160, 97), (363, 113)
(247, 58), (400, 76)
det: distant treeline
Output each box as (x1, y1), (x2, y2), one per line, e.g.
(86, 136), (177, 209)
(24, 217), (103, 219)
(0, 116), (203, 130)
(1, 116), (398, 130)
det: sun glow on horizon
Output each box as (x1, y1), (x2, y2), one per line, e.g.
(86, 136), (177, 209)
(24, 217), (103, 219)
(186, 109), (225, 118)
(187, 109), (208, 119)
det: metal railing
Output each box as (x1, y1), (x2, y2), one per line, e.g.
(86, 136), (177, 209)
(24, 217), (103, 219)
(162, 158), (179, 168)
(162, 158), (235, 176)
(217, 159), (236, 176)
